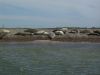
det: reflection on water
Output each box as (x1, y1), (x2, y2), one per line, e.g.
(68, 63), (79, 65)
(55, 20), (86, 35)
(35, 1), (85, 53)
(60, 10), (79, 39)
(0, 42), (100, 75)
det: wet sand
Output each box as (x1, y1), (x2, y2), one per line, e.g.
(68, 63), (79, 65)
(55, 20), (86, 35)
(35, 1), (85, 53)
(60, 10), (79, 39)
(0, 35), (100, 43)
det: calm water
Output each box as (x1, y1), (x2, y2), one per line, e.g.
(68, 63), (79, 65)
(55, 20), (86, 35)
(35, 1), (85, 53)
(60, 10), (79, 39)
(0, 42), (100, 75)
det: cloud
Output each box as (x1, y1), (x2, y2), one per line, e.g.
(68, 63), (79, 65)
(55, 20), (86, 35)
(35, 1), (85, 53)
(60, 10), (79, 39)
(0, 0), (100, 27)
(1, 0), (100, 16)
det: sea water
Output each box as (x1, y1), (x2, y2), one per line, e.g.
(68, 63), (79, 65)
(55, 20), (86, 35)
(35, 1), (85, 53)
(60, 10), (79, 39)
(0, 42), (100, 75)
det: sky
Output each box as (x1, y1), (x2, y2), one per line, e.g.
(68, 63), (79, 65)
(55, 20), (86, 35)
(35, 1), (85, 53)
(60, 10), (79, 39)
(0, 0), (100, 28)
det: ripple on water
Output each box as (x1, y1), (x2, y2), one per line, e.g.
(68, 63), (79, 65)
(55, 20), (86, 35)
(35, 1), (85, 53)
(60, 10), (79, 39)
(0, 42), (100, 75)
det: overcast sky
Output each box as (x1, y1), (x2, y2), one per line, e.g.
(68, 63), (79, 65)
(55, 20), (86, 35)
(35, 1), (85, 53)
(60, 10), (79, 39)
(0, 0), (100, 28)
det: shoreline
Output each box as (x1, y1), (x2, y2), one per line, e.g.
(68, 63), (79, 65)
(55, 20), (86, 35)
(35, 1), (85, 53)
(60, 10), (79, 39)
(0, 28), (100, 43)
(1, 40), (100, 44)
(0, 36), (100, 43)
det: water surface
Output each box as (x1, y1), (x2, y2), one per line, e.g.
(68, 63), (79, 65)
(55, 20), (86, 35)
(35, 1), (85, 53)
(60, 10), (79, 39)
(0, 42), (100, 75)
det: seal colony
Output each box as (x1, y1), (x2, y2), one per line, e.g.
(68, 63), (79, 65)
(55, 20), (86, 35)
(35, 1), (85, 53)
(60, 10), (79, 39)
(0, 27), (100, 42)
